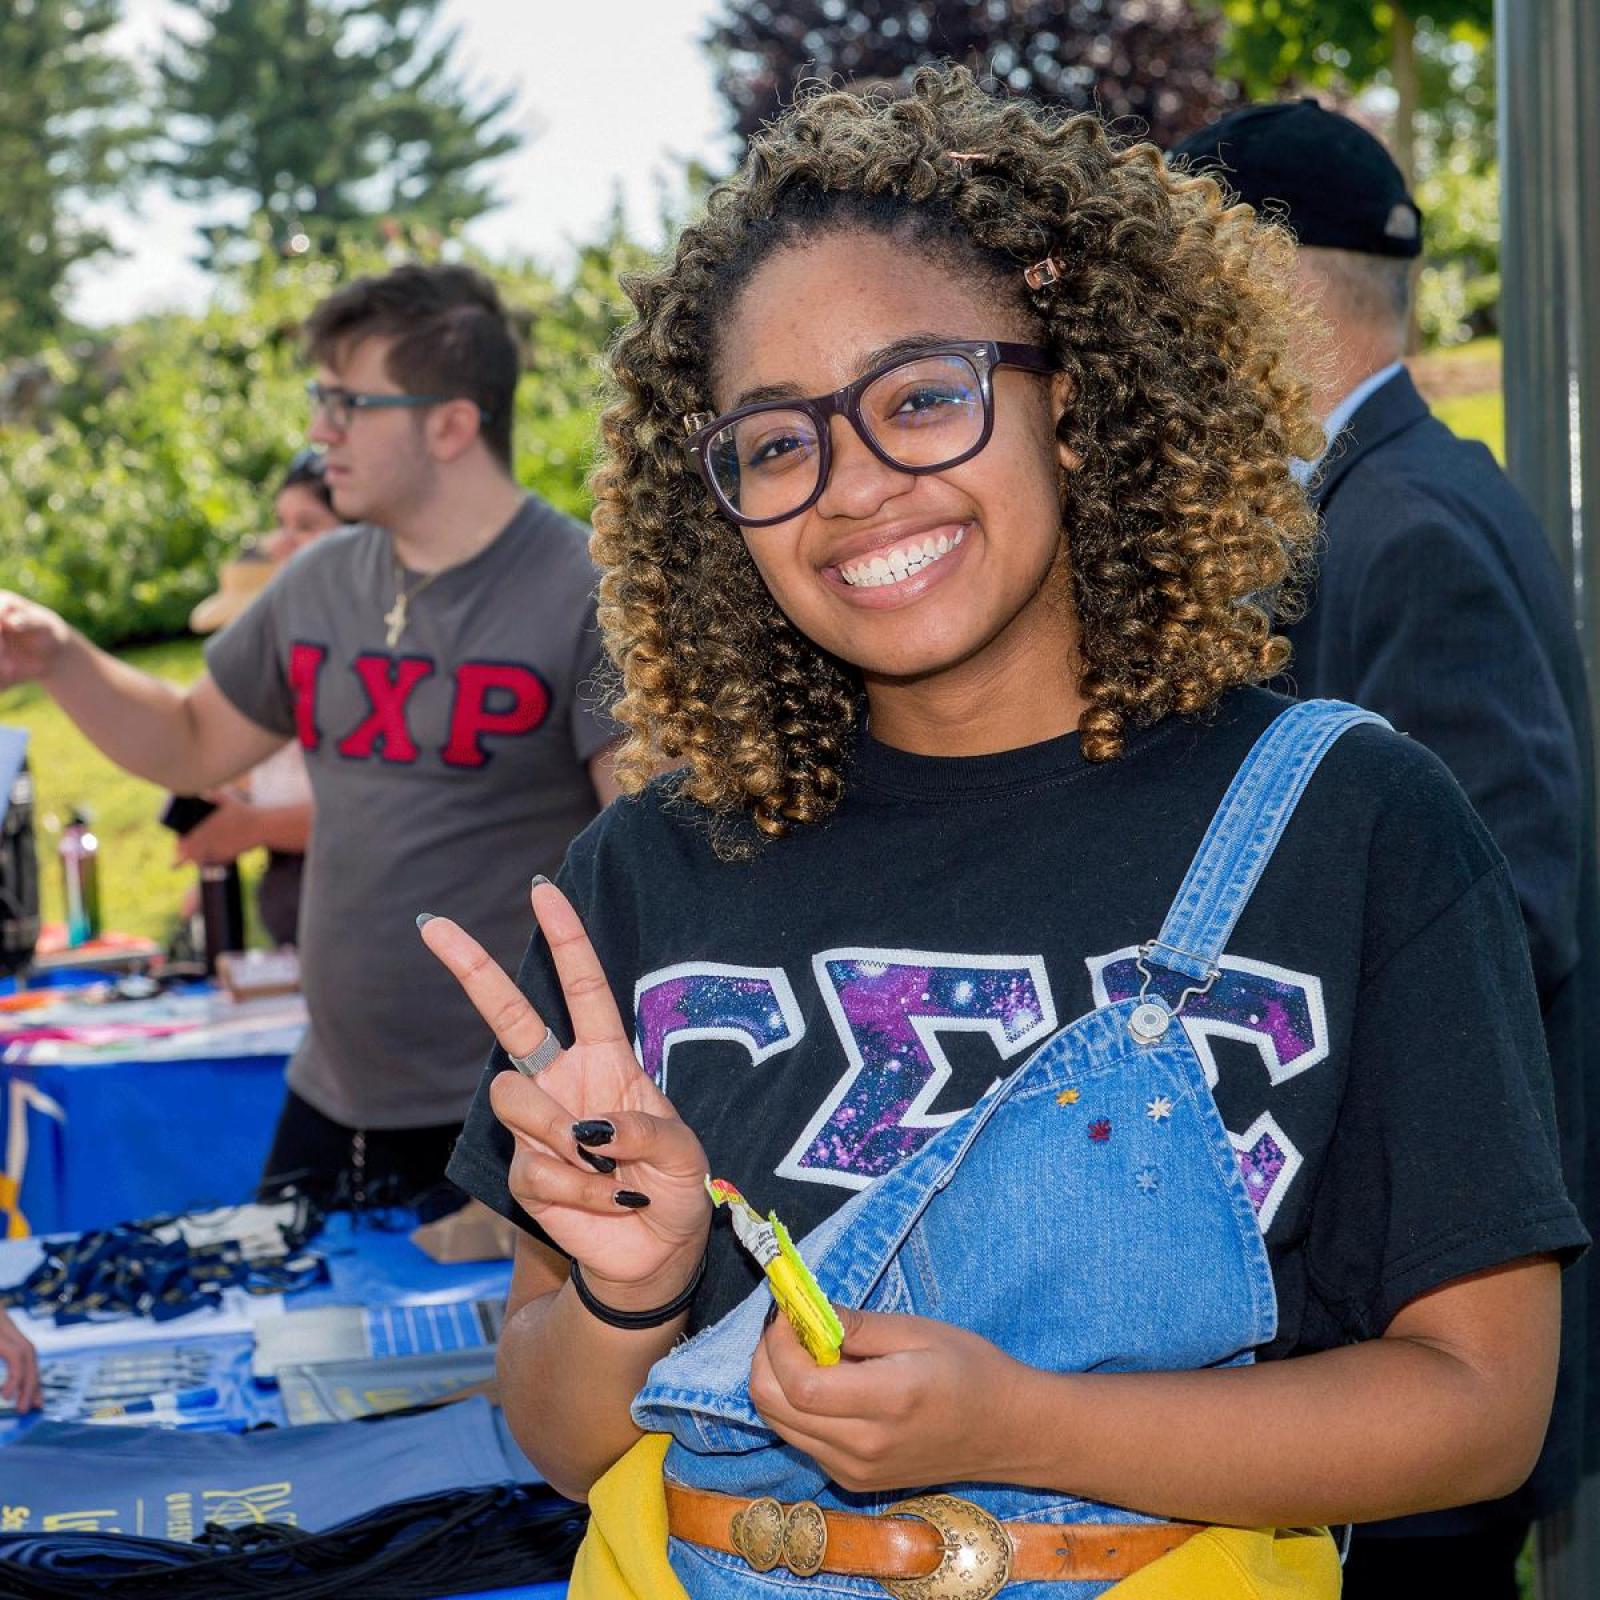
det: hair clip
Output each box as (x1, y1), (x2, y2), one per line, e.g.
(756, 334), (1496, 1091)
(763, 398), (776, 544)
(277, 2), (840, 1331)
(1024, 256), (1066, 291)
(683, 411), (714, 434)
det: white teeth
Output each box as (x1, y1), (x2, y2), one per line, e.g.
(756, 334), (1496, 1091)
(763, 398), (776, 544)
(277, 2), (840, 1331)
(839, 526), (965, 588)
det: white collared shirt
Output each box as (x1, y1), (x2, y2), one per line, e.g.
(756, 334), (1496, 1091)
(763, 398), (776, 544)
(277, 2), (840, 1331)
(1291, 361), (1406, 486)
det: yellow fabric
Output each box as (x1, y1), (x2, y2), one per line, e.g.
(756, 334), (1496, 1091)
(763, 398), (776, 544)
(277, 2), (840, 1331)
(1102, 1524), (1341, 1599)
(566, 1433), (690, 1600)
(0, 1172), (28, 1239)
(567, 1431), (1341, 1600)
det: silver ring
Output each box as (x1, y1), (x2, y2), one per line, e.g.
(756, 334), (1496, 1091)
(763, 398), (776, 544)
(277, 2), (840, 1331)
(508, 1033), (561, 1077)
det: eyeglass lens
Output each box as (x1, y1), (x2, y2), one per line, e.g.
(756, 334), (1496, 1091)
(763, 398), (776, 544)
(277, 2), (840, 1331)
(706, 352), (985, 522)
(308, 385), (351, 430)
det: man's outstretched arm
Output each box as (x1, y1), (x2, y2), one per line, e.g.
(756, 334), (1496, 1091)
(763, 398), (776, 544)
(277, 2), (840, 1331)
(0, 591), (285, 793)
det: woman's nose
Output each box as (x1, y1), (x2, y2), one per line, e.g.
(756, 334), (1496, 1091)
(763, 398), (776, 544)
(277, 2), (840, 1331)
(812, 413), (913, 521)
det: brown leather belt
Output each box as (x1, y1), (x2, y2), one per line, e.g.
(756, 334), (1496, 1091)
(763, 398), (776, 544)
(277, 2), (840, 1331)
(665, 1481), (1200, 1598)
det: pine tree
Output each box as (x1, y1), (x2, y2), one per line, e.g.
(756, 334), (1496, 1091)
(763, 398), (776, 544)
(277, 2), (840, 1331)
(703, 0), (1228, 149)
(0, 0), (140, 359)
(155, 0), (522, 262)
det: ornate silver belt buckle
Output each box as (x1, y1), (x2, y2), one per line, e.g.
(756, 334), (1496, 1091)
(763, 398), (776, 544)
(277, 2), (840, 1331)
(881, 1494), (1012, 1600)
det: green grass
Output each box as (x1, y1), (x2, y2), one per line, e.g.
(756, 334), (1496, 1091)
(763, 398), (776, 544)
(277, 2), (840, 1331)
(1414, 336), (1505, 462)
(0, 637), (241, 945)
(1432, 388), (1505, 461)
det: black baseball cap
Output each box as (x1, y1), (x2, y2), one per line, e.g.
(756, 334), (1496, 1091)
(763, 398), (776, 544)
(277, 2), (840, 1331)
(1170, 99), (1422, 259)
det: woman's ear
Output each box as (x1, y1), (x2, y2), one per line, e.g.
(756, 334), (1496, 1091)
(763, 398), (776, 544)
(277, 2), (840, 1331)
(1051, 372), (1082, 471)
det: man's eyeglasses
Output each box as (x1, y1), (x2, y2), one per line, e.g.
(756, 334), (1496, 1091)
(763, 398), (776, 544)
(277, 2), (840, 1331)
(682, 340), (1056, 528)
(306, 381), (489, 433)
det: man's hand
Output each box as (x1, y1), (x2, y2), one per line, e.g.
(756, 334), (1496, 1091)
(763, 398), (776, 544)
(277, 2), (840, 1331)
(749, 1305), (1030, 1493)
(173, 791), (265, 867)
(0, 592), (71, 690)
(0, 1308), (41, 1414)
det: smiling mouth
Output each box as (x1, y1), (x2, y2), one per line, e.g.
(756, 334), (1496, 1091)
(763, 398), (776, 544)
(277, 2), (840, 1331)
(837, 527), (965, 588)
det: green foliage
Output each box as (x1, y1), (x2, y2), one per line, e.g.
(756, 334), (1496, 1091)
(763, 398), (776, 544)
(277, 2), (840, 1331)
(1216, 0), (1491, 95)
(0, 0), (143, 359)
(0, 228), (648, 649)
(155, 0), (522, 263)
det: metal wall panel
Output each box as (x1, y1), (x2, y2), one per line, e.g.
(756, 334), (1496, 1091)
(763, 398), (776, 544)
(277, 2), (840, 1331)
(1498, 5), (1600, 1594)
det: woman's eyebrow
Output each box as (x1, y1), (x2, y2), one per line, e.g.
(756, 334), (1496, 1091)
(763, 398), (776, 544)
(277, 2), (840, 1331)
(727, 332), (963, 410)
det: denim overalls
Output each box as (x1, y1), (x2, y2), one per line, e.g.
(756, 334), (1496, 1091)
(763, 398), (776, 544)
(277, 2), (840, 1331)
(634, 700), (1385, 1598)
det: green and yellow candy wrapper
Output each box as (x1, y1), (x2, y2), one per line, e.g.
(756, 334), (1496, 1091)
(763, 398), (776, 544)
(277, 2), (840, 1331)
(706, 1176), (844, 1365)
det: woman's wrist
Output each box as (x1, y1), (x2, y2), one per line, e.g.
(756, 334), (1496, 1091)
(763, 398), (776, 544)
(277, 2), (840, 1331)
(571, 1246), (709, 1320)
(570, 1253), (706, 1330)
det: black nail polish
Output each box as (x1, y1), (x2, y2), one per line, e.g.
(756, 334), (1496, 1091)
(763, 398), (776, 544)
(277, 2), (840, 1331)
(613, 1189), (651, 1209)
(531, 874), (552, 890)
(762, 1299), (779, 1329)
(577, 1148), (617, 1174)
(415, 912), (435, 929)
(572, 1120), (615, 1147)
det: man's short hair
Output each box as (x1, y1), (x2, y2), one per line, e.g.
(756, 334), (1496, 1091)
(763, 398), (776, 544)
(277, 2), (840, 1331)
(304, 264), (519, 467)
(1300, 246), (1413, 342)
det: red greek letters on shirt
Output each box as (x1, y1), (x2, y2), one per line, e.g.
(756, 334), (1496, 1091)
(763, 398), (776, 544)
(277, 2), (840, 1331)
(289, 642), (328, 752)
(441, 661), (551, 769)
(336, 655), (437, 763)
(292, 649), (551, 764)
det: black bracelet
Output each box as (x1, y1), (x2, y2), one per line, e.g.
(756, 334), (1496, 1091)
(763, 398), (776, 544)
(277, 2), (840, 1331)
(569, 1253), (706, 1330)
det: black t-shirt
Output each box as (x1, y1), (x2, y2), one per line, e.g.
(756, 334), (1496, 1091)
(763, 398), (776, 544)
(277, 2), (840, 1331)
(449, 688), (1587, 1361)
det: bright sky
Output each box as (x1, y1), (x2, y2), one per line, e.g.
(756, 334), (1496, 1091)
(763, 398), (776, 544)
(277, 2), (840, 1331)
(70, 0), (732, 323)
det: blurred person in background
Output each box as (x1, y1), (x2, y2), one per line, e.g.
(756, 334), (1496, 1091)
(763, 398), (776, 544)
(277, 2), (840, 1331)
(1175, 100), (1599, 1600)
(0, 264), (618, 1209)
(179, 449), (342, 945)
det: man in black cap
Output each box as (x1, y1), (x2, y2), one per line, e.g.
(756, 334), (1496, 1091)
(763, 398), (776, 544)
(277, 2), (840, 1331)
(1173, 100), (1598, 1600)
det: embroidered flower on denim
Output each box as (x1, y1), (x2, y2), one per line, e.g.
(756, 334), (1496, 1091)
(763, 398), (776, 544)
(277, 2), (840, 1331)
(1056, 1088), (1081, 1106)
(1135, 1166), (1159, 1196)
(1087, 1118), (1112, 1143)
(1146, 1095), (1174, 1122)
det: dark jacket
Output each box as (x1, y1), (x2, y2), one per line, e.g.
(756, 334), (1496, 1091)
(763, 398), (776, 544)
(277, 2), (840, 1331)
(1284, 366), (1598, 1526)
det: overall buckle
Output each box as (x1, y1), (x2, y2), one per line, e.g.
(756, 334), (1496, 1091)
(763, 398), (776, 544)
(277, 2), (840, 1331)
(882, 1493), (1012, 1600)
(729, 1495), (828, 1577)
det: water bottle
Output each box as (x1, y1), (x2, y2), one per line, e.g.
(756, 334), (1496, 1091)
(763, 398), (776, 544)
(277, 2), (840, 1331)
(0, 756), (39, 976)
(58, 808), (101, 948)
(199, 861), (246, 973)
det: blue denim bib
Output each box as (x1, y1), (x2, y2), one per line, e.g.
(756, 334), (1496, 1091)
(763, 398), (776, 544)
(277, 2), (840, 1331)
(634, 700), (1386, 1598)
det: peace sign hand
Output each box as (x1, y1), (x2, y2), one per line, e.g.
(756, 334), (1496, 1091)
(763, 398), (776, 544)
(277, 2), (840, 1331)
(420, 879), (711, 1304)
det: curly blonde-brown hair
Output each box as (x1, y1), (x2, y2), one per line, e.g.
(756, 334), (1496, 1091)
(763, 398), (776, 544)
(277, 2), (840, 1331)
(591, 65), (1323, 842)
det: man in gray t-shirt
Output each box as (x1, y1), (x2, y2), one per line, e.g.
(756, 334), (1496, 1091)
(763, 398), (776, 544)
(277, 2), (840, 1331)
(0, 264), (618, 1205)
(206, 494), (614, 1132)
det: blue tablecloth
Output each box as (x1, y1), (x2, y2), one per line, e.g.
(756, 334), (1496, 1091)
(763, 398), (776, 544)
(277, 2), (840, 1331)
(0, 1212), (566, 1599)
(0, 978), (294, 1234)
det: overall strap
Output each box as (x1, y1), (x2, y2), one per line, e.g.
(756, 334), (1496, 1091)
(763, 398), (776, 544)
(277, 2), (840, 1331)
(1142, 700), (1390, 998)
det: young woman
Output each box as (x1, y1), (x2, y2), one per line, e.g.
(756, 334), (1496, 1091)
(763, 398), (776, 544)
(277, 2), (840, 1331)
(426, 70), (1584, 1599)
(181, 450), (341, 945)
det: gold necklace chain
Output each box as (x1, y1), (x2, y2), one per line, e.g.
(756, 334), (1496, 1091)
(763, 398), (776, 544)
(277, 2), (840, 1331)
(381, 509), (520, 648)
(382, 561), (447, 650)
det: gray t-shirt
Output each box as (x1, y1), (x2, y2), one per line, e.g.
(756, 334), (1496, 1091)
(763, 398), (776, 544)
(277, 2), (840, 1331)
(206, 496), (615, 1128)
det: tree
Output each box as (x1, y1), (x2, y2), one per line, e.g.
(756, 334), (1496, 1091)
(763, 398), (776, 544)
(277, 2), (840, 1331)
(155, 0), (522, 263)
(704, 0), (1229, 150)
(0, 0), (141, 360)
(1216, 0), (1492, 185)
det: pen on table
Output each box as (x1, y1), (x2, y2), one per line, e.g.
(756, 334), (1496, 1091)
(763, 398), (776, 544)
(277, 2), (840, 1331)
(88, 1384), (220, 1417)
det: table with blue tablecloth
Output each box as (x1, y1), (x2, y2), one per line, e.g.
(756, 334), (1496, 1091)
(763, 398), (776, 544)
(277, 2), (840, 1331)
(0, 980), (298, 1235)
(0, 1210), (568, 1599)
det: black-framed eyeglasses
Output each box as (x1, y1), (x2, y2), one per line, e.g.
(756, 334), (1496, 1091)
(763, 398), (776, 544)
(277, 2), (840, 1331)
(306, 381), (489, 433)
(682, 340), (1056, 528)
